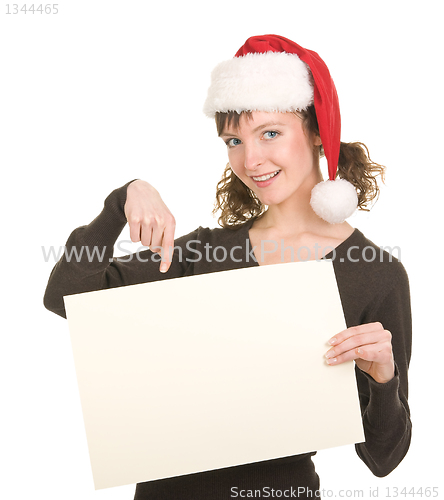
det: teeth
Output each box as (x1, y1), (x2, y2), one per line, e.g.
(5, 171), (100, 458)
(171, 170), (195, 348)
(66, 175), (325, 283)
(252, 170), (280, 182)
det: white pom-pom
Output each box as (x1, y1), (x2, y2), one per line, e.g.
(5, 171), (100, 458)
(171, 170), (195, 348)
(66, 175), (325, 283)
(310, 179), (358, 224)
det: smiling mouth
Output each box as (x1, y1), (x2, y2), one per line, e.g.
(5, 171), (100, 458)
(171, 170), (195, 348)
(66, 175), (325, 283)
(251, 170), (281, 182)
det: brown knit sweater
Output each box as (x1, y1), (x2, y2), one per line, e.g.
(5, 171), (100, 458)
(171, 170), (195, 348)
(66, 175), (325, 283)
(43, 182), (412, 500)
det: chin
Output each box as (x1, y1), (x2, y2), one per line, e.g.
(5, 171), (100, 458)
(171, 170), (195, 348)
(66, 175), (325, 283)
(256, 194), (283, 207)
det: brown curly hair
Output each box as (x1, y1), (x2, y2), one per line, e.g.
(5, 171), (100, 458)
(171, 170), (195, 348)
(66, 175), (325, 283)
(212, 107), (385, 229)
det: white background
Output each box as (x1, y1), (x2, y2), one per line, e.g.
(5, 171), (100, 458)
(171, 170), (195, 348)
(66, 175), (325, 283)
(1, 1), (442, 499)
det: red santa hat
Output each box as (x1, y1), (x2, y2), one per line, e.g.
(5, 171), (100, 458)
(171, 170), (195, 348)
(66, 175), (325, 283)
(203, 34), (358, 224)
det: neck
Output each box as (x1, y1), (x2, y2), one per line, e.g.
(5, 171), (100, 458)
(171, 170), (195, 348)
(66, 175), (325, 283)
(256, 170), (326, 236)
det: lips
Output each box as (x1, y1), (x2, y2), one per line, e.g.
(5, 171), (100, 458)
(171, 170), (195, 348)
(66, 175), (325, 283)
(251, 170), (281, 182)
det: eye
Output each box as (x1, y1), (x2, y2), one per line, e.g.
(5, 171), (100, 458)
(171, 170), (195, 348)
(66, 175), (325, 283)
(225, 138), (242, 148)
(263, 131), (279, 140)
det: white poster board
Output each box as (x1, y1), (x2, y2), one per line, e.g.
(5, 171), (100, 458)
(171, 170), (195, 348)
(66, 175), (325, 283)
(64, 260), (364, 490)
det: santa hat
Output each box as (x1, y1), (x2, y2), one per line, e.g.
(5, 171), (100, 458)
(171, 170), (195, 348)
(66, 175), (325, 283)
(203, 34), (358, 224)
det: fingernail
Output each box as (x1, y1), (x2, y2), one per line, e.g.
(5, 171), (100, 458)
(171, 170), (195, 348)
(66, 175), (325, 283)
(328, 337), (337, 345)
(325, 349), (335, 359)
(326, 357), (337, 365)
(160, 263), (168, 273)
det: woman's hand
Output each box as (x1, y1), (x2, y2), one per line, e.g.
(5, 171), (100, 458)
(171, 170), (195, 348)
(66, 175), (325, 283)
(325, 322), (395, 384)
(124, 180), (176, 273)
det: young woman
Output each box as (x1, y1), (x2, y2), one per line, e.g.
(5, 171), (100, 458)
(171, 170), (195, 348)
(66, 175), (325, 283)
(44, 34), (411, 499)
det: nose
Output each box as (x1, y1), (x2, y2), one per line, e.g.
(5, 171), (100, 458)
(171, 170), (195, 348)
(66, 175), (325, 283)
(244, 141), (263, 171)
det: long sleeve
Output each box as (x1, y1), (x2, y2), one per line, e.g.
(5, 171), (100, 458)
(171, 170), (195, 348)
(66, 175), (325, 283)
(354, 262), (412, 476)
(43, 216), (412, 497)
(43, 182), (197, 318)
(330, 230), (412, 477)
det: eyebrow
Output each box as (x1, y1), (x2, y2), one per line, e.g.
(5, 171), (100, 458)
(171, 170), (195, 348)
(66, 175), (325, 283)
(220, 121), (287, 137)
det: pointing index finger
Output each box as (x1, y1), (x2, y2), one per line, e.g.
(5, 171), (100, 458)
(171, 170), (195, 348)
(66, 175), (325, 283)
(159, 226), (175, 273)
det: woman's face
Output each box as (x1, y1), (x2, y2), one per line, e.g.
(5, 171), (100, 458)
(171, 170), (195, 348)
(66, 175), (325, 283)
(220, 111), (322, 208)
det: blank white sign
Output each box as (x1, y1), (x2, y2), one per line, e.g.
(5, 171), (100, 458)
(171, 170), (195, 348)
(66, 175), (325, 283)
(64, 260), (364, 490)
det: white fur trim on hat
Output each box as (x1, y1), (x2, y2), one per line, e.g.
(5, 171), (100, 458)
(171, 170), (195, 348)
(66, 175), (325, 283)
(310, 179), (358, 224)
(203, 52), (314, 117)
